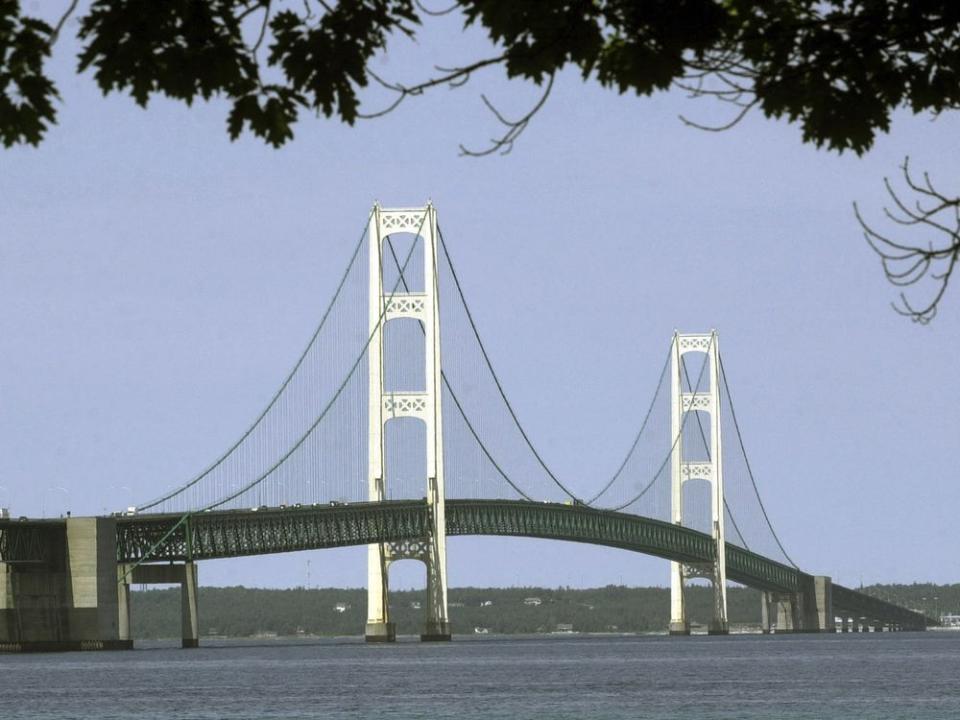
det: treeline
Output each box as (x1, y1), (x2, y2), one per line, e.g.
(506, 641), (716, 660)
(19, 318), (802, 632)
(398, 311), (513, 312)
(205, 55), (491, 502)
(129, 582), (960, 638)
(130, 585), (769, 639)
(861, 583), (960, 619)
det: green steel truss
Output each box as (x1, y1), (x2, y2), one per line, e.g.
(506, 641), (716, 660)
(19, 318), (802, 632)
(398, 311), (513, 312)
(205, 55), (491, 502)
(0, 520), (61, 565)
(114, 499), (804, 593)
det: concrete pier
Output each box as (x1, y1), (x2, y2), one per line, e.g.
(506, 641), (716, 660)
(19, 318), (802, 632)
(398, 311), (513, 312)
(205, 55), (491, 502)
(0, 518), (131, 651)
(364, 621), (396, 643)
(766, 576), (835, 633)
(800, 576), (835, 633)
(123, 562), (200, 648)
(0, 518), (201, 652)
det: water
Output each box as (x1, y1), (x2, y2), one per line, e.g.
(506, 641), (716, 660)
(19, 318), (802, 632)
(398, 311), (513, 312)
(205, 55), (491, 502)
(0, 633), (957, 719)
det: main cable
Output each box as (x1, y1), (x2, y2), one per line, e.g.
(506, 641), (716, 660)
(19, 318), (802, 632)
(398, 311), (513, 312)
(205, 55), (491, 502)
(606, 334), (713, 512)
(585, 346), (671, 506)
(679, 357), (749, 550)
(718, 352), (798, 568)
(137, 210), (372, 512)
(201, 211), (427, 510)
(383, 236), (536, 501)
(436, 225), (583, 502)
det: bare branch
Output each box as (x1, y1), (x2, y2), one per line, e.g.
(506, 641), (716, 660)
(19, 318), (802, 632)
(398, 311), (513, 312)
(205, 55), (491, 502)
(675, 48), (761, 133)
(414, 0), (461, 17)
(252, 0), (272, 58)
(50, 0), (80, 46)
(856, 157), (960, 323)
(459, 74), (554, 158)
(678, 97), (759, 132)
(355, 55), (507, 120)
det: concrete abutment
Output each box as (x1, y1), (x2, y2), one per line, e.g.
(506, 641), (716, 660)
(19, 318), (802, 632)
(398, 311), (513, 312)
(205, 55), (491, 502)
(0, 518), (199, 652)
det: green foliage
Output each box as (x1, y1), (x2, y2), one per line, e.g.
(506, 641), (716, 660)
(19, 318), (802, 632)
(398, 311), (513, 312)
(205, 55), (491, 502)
(0, 0), (57, 147)
(3, 1), (959, 152)
(727, 1), (960, 153)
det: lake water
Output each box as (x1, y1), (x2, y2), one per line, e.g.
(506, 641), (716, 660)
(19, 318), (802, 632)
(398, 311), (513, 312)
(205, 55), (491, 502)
(0, 633), (957, 719)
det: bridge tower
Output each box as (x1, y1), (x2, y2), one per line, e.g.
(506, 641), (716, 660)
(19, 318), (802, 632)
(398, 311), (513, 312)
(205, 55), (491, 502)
(669, 331), (729, 635)
(365, 203), (451, 642)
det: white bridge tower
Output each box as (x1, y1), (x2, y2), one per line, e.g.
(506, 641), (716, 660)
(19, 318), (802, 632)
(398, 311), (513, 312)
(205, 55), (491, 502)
(669, 331), (729, 635)
(365, 203), (450, 642)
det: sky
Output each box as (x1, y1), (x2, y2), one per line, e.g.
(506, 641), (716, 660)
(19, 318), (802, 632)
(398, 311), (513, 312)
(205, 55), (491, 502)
(1, 5), (958, 593)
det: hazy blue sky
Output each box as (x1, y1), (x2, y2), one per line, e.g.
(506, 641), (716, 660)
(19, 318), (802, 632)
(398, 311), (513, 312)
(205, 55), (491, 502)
(2, 6), (958, 592)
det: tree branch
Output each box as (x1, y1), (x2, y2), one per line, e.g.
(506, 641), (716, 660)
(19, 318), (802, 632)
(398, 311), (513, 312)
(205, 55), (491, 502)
(459, 73), (554, 157)
(856, 157), (960, 323)
(355, 55), (508, 120)
(50, 0), (80, 46)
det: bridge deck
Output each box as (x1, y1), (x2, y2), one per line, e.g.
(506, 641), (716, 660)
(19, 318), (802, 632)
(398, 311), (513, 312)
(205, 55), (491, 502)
(0, 500), (928, 628)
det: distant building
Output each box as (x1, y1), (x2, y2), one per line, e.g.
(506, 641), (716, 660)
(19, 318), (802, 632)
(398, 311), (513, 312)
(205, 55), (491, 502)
(524, 597), (542, 606)
(941, 614), (960, 628)
(410, 601), (421, 610)
(480, 600), (493, 607)
(554, 623), (574, 633)
(333, 602), (351, 613)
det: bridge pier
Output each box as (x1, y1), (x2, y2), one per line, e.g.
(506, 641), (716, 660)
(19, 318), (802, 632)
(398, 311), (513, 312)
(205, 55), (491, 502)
(800, 575), (835, 633)
(0, 518), (131, 652)
(767, 577), (834, 633)
(773, 593), (799, 633)
(761, 591), (774, 634)
(124, 562), (200, 648)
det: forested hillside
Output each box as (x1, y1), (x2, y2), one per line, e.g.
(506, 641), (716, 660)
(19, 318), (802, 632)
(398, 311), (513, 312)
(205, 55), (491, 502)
(130, 585), (766, 639)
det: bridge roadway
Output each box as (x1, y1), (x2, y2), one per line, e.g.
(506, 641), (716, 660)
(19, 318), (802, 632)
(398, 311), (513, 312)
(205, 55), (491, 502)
(0, 499), (928, 631)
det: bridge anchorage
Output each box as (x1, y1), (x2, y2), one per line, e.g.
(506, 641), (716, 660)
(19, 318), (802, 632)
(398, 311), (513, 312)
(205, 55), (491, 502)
(365, 203), (450, 643)
(0, 202), (934, 651)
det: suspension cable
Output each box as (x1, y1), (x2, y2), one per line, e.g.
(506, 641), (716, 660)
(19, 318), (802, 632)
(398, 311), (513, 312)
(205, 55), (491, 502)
(718, 352), (798, 568)
(679, 357), (749, 550)
(201, 212), (427, 510)
(382, 236), (536, 501)
(137, 211), (373, 511)
(585, 346), (671, 505)
(435, 225), (584, 501)
(606, 334), (713, 512)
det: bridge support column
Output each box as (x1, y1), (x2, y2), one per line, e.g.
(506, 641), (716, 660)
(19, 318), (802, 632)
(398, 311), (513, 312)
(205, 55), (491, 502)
(799, 575), (834, 632)
(365, 204), (450, 643)
(117, 564), (131, 644)
(364, 544), (395, 642)
(0, 518), (132, 652)
(761, 591), (774, 634)
(669, 566), (689, 635)
(670, 332), (727, 636)
(421, 539), (451, 641)
(181, 562), (199, 648)
(128, 563), (199, 648)
(772, 593), (799, 633)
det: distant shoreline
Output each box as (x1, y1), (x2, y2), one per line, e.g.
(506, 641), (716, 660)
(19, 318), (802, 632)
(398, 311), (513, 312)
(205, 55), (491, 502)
(128, 583), (957, 640)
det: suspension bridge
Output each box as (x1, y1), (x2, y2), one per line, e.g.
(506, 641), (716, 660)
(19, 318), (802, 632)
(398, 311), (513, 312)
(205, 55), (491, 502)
(0, 204), (928, 651)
